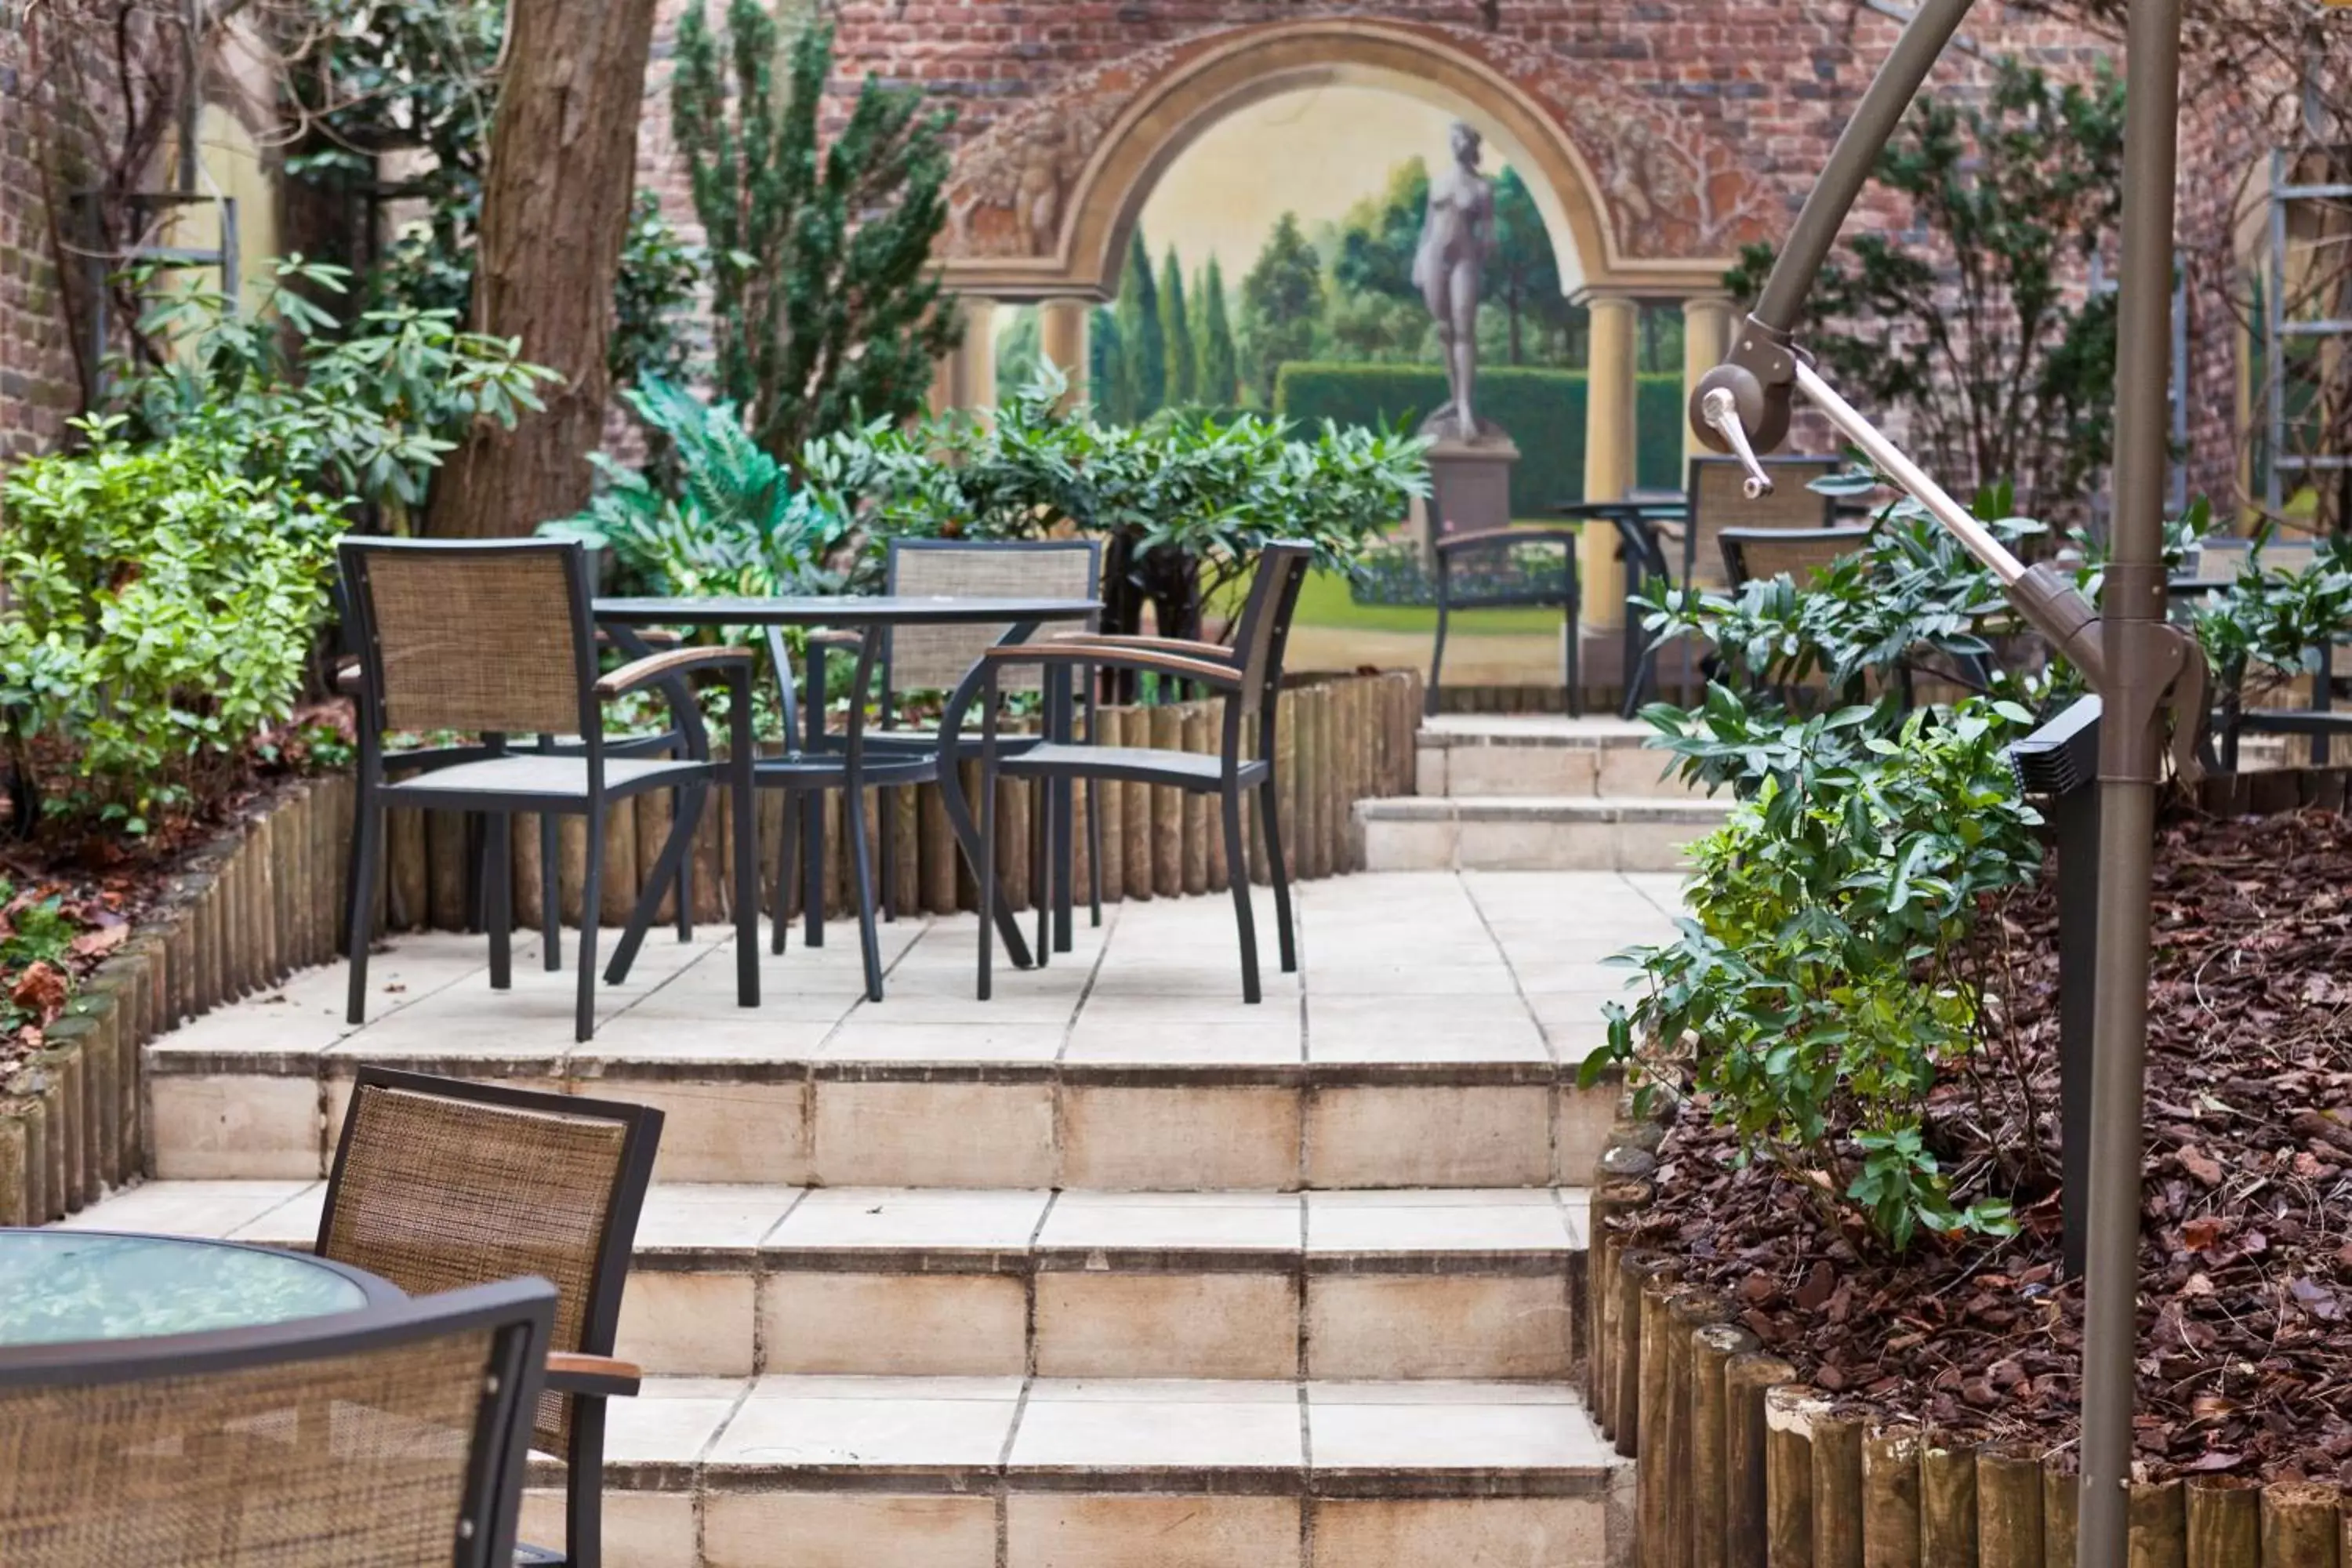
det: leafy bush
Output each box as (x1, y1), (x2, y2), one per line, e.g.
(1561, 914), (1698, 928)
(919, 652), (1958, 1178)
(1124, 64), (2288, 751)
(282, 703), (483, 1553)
(807, 367), (1429, 640)
(0, 420), (347, 832)
(114, 256), (557, 532)
(541, 377), (850, 605)
(1272, 363), (1687, 516)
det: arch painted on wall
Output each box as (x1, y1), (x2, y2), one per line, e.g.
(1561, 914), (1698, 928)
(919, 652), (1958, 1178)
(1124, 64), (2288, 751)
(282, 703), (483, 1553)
(943, 18), (1737, 302)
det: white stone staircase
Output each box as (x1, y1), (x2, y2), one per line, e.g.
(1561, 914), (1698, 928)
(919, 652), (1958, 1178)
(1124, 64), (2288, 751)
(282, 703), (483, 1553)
(77, 870), (1669, 1568)
(1356, 716), (1733, 873)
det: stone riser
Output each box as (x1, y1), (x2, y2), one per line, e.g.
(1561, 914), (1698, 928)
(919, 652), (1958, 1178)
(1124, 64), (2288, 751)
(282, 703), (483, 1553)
(1359, 799), (1729, 874)
(1415, 739), (1693, 800)
(624, 1255), (1584, 1381)
(519, 1483), (1625, 1568)
(148, 1068), (1621, 1190)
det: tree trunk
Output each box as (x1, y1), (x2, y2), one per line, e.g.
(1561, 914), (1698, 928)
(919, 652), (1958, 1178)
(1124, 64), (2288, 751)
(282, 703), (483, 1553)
(426, 0), (659, 539)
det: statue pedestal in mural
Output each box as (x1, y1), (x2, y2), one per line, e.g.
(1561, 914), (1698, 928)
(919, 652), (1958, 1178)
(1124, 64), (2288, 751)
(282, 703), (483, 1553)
(1421, 430), (1521, 554)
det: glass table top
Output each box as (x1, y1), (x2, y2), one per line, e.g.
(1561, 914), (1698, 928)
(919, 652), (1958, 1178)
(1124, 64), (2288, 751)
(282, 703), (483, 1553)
(0, 1230), (376, 1346)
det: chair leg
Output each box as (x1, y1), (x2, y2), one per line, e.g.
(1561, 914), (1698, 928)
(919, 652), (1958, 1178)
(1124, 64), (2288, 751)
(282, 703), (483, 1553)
(878, 785), (899, 924)
(1221, 783), (1261, 1005)
(464, 815), (488, 935)
(575, 804), (603, 1044)
(976, 768), (996, 1003)
(485, 815), (513, 991)
(846, 785), (884, 1003)
(539, 812), (561, 972)
(1257, 777), (1298, 974)
(801, 793), (826, 949)
(1032, 776), (1050, 968)
(344, 797), (385, 1026)
(733, 768), (759, 1008)
(563, 1397), (608, 1568)
(771, 789), (795, 956)
(1051, 777), (1073, 953)
(672, 782), (694, 946)
(1086, 781), (1105, 929)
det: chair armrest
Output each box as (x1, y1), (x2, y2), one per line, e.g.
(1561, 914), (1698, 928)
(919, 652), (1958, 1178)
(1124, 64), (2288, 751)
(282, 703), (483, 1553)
(597, 646), (754, 698)
(545, 1351), (641, 1399)
(985, 641), (1242, 690)
(335, 657), (365, 697)
(806, 630), (865, 649)
(1653, 520), (1687, 543)
(1436, 526), (1582, 554)
(1047, 631), (1233, 662)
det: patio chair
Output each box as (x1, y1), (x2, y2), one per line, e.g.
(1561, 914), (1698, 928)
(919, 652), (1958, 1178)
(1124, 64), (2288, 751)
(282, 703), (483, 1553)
(1718, 524), (1872, 590)
(1428, 525), (1582, 717)
(0, 1276), (556, 1567)
(2216, 630), (2352, 768)
(964, 542), (1313, 1004)
(336, 538), (760, 1041)
(783, 539), (1105, 950)
(318, 1067), (660, 1568)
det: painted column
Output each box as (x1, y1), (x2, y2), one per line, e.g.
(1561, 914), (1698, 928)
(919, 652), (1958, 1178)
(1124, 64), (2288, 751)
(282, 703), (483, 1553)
(1038, 299), (1091, 408)
(1681, 295), (1737, 468)
(928, 297), (999, 415)
(1579, 292), (1640, 633)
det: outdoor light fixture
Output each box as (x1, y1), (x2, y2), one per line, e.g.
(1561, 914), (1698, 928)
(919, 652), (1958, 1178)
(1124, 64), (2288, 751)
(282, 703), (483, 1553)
(1688, 1), (2209, 1562)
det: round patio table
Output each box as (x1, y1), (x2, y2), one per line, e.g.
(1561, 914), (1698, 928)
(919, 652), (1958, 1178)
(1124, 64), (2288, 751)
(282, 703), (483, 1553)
(0, 1229), (401, 1347)
(593, 595), (1104, 975)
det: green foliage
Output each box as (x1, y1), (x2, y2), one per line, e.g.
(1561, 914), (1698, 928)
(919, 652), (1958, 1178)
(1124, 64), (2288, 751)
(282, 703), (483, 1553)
(610, 191), (708, 390)
(1091, 309), (1128, 420)
(1587, 693), (2042, 1254)
(995, 307), (1044, 395)
(1240, 214), (1324, 405)
(1272, 363), (1687, 515)
(111, 257), (556, 532)
(806, 366), (1428, 628)
(540, 377), (851, 606)
(1196, 259), (1241, 408)
(2185, 529), (2352, 710)
(673, 5), (962, 467)
(0, 895), (76, 971)
(1160, 247), (1197, 408)
(0, 419), (347, 831)
(1111, 233), (1166, 423)
(1724, 57), (2125, 519)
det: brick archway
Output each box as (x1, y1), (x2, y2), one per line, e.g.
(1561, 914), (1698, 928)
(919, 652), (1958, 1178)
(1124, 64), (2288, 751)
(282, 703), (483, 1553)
(941, 17), (1748, 303)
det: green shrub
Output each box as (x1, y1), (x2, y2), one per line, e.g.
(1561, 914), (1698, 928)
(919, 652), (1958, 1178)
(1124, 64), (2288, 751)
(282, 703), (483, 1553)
(0, 420), (347, 833)
(1272, 364), (1686, 516)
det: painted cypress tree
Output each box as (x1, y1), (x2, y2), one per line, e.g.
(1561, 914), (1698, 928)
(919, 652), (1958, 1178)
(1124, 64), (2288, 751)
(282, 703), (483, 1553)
(1159, 245), (1196, 408)
(1198, 256), (1240, 408)
(672, 3), (962, 466)
(1112, 230), (1164, 421)
(1091, 307), (1131, 423)
(1240, 212), (1322, 406)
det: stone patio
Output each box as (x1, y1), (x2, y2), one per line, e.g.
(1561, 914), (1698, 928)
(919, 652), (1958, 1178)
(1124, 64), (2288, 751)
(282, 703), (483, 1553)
(82, 865), (1684, 1568)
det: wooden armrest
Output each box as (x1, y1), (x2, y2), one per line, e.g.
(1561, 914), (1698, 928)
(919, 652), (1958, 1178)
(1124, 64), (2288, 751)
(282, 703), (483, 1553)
(1047, 631), (1233, 662)
(597, 646), (753, 697)
(1436, 525), (1581, 554)
(335, 657), (365, 696)
(985, 641), (1242, 689)
(545, 1351), (641, 1399)
(805, 630), (865, 648)
(1653, 520), (1687, 543)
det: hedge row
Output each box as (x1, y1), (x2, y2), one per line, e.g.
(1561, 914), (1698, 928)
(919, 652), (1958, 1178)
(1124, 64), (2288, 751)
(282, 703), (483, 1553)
(1272, 363), (1688, 517)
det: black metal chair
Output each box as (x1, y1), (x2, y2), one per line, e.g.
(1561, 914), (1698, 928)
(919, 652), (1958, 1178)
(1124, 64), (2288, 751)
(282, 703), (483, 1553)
(0, 1276), (556, 1567)
(956, 543), (1313, 1004)
(1428, 524), (1582, 717)
(336, 538), (760, 1041)
(318, 1067), (659, 1568)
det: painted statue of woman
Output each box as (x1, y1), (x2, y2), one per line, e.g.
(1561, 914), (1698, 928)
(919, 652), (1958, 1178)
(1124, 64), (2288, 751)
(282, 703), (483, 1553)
(1413, 121), (1497, 443)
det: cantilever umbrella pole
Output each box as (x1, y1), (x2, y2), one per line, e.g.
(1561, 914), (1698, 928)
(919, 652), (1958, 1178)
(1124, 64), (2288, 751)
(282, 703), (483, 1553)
(1689, 0), (2188, 1563)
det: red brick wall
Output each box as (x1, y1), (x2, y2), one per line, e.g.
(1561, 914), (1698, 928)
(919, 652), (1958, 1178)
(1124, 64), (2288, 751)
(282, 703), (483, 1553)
(0, 22), (85, 461)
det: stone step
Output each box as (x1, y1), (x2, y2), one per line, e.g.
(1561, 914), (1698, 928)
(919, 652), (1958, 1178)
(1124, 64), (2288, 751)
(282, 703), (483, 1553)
(143, 937), (1632, 1192)
(1359, 795), (1733, 874)
(1415, 714), (1699, 800)
(517, 1373), (1631, 1568)
(68, 1181), (1591, 1382)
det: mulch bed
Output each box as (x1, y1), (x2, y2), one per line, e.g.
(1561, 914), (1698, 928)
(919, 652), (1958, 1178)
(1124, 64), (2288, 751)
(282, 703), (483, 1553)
(0, 701), (354, 1079)
(1621, 806), (2352, 1483)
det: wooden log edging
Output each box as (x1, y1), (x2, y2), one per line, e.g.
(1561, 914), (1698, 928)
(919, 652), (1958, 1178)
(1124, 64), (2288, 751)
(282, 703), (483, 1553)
(368, 667), (1420, 933)
(0, 774), (358, 1225)
(1588, 1122), (2352, 1568)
